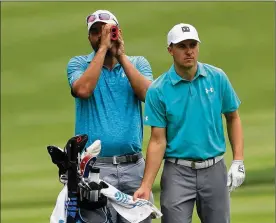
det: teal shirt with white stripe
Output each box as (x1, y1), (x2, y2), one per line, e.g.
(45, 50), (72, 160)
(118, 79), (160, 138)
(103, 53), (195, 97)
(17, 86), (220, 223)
(144, 62), (241, 160)
(67, 52), (153, 157)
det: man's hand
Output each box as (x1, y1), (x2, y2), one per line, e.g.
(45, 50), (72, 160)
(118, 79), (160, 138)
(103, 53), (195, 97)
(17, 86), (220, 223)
(227, 160), (245, 192)
(133, 185), (151, 201)
(111, 31), (125, 60)
(100, 24), (114, 50)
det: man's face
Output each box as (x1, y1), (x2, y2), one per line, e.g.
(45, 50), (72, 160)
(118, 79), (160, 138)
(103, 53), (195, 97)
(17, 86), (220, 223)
(88, 22), (105, 52)
(168, 39), (199, 69)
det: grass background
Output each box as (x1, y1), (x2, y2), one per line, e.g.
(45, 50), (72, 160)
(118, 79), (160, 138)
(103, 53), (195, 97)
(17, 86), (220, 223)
(1, 2), (274, 223)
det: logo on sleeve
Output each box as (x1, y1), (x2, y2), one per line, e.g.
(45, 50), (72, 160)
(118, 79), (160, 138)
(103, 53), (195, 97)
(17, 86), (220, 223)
(144, 116), (149, 121)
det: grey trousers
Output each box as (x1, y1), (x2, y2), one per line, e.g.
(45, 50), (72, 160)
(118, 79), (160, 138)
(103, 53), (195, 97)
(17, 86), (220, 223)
(92, 158), (153, 223)
(160, 159), (230, 223)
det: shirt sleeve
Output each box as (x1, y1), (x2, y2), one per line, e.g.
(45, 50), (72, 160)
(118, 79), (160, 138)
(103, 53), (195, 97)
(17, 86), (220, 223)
(136, 56), (154, 81)
(66, 56), (86, 88)
(144, 86), (167, 127)
(221, 71), (241, 114)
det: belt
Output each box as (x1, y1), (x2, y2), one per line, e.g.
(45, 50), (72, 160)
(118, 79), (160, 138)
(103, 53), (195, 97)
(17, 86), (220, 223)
(166, 155), (224, 169)
(96, 153), (143, 165)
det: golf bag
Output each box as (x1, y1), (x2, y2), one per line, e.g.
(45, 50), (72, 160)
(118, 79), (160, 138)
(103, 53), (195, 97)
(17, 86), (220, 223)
(47, 134), (113, 223)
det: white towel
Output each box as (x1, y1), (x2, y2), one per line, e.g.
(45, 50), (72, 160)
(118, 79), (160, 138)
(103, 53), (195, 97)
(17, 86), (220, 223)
(50, 182), (162, 223)
(50, 185), (67, 223)
(101, 181), (162, 223)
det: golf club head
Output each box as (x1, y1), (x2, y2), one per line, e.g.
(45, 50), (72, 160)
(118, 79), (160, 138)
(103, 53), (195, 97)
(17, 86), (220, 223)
(80, 154), (97, 177)
(47, 146), (67, 164)
(64, 134), (88, 192)
(64, 134), (88, 159)
(86, 140), (101, 157)
(46, 145), (68, 181)
(81, 139), (101, 159)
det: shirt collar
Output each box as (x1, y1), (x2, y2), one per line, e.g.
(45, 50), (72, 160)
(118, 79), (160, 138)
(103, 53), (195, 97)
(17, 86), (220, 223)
(86, 52), (95, 63)
(169, 62), (207, 85)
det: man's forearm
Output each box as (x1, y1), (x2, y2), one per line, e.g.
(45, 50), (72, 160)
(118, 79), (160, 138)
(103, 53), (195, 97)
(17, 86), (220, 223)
(118, 55), (152, 102)
(141, 139), (166, 189)
(226, 113), (244, 160)
(73, 47), (107, 98)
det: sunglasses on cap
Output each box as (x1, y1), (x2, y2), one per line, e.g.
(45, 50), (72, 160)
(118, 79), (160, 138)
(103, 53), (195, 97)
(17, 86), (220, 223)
(86, 13), (118, 25)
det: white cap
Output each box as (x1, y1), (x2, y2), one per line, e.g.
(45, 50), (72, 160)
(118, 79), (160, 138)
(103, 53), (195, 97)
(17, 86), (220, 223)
(167, 23), (200, 46)
(86, 10), (119, 32)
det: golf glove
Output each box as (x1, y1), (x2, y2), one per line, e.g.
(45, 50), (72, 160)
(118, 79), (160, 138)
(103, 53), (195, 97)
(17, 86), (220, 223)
(227, 160), (245, 192)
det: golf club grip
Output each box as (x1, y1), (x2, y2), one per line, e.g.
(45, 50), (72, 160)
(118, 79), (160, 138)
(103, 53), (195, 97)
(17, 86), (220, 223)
(110, 25), (118, 41)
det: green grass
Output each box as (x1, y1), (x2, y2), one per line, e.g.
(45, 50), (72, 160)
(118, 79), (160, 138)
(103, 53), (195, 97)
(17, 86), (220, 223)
(1, 2), (274, 223)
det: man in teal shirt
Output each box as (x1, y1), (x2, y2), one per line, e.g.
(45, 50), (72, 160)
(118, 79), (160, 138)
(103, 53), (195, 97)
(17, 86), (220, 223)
(134, 23), (245, 223)
(67, 10), (153, 223)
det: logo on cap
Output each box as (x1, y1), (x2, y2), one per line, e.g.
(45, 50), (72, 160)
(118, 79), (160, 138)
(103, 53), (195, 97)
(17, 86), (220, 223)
(182, 26), (190, 32)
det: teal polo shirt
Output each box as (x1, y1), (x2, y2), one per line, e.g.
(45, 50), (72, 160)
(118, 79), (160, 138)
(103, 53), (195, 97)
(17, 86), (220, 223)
(67, 52), (153, 157)
(144, 62), (241, 160)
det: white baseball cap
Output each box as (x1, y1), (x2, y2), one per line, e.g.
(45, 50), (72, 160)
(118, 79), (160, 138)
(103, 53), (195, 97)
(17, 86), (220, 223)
(86, 10), (119, 32)
(167, 23), (201, 46)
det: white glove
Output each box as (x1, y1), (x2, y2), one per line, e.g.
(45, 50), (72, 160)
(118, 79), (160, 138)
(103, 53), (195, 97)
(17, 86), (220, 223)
(227, 160), (245, 192)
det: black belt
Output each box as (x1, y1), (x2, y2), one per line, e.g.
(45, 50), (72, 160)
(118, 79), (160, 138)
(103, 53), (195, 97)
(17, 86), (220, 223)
(96, 153), (143, 164)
